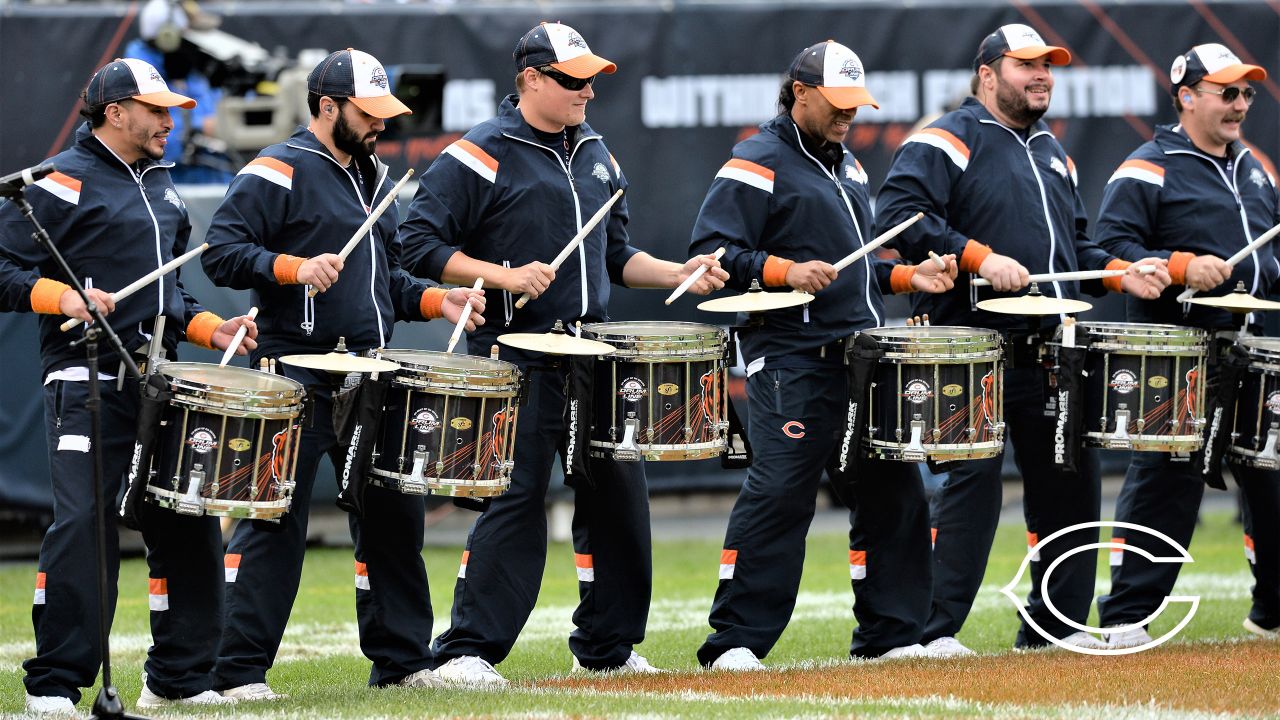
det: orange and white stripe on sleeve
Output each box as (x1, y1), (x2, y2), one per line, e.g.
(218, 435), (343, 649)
(239, 157), (294, 191)
(458, 550), (469, 579)
(608, 153), (622, 179)
(354, 561), (370, 590)
(905, 128), (970, 171)
(224, 553), (241, 583)
(149, 578), (169, 611)
(1110, 536), (1126, 566)
(1066, 156), (1079, 186)
(34, 172), (82, 205)
(715, 158), (774, 194)
(719, 549), (738, 580)
(33, 572), (46, 605)
(575, 553), (595, 583)
(443, 139), (498, 184)
(1108, 159), (1164, 188)
(1027, 532), (1041, 562)
(930, 527), (938, 551)
(1245, 534), (1256, 564)
(849, 550), (867, 580)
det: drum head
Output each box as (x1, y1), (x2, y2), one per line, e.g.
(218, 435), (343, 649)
(1076, 322), (1206, 354)
(158, 363), (302, 394)
(860, 326), (1000, 360)
(582, 321), (725, 359)
(379, 349), (516, 375)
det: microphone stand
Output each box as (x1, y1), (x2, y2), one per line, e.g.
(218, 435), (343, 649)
(5, 187), (148, 719)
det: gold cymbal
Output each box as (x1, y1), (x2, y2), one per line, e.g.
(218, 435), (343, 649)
(497, 332), (617, 356)
(697, 290), (814, 313)
(977, 290), (1092, 316)
(278, 353), (400, 374)
(1186, 291), (1280, 312)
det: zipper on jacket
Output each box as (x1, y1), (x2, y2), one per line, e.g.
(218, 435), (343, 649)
(289, 143), (391, 347)
(1167, 142), (1260, 296)
(502, 260), (514, 327)
(789, 124), (881, 327)
(97, 137), (174, 323)
(502, 132), (604, 320)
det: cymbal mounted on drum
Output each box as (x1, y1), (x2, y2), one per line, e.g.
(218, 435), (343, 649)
(975, 282), (1093, 316)
(696, 279), (814, 314)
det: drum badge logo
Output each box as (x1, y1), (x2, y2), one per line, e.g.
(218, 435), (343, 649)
(227, 438), (252, 452)
(657, 383), (679, 396)
(618, 377), (647, 402)
(188, 427), (217, 454)
(1265, 391), (1280, 416)
(942, 383), (964, 397)
(1148, 375), (1169, 389)
(902, 379), (932, 405)
(592, 162), (611, 183)
(1049, 156), (1068, 179)
(1110, 370), (1139, 394)
(411, 409), (440, 434)
(450, 417), (473, 430)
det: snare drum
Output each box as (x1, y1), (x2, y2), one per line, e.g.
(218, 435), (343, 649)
(369, 350), (520, 497)
(862, 326), (1004, 462)
(581, 321), (728, 461)
(147, 363), (305, 520)
(1076, 322), (1207, 452)
(1229, 336), (1280, 469)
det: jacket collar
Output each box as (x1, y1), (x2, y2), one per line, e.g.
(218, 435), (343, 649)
(761, 114), (848, 170)
(496, 94), (600, 145)
(76, 121), (171, 176)
(285, 125), (388, 177)
(1153, 123), (1243, 159)
(962, 96), (1051, 137)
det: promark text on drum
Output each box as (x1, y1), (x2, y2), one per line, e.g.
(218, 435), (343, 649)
(838, 399), (859, 474)
(1054, 389), (1070, 464)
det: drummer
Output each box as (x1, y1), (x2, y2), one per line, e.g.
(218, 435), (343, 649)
(0, 59), (256, 713)
(875, 24), (1172, 654)
(200, 49), (484, 697)
(687, 40), (956, 669)
(398, 22), (726, 683)
(1093, 44), (1280, 645)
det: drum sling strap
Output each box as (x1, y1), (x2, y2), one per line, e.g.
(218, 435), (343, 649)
(119, 373), (172, 531)
(825, 333), (882, 511)
(562, 345), (597, 489)
(1051, 326), (1090, 476)
(333, 373), (392, 517)
(1192, 340), (1250, 491)
(722, 330), (751, 469)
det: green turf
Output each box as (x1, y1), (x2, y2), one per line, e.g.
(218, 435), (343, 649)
(0, 509), (1264, 717)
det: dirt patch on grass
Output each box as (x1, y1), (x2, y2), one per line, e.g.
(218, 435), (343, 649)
(546, 642), (1280, 715)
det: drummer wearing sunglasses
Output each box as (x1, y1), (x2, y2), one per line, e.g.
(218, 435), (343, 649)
(1093, 43), (1280, 649)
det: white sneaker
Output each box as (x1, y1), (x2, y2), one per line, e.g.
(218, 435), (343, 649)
(875, 644), (930, 661)
(398, 668), (445, 688)
(23, 694), (77, 716)
(137, 684), (236, 709)
(222, 682), (288, 701)
(1059, 631), (1108, 650)
(572, 650), (665, 674)
(1243, 618), (1279, 639)
(709, 647), (765, 671)
(1105, 625), (1154, 649)
(923, 636), (976, 658)
(434, 656), (509, 687)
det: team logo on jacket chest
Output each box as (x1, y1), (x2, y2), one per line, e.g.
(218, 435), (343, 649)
(163, 187), (184, 210)
(1251, 168), (1267, 188)
(592, 162), (611, 183)
(1049, 156), (1068, 179)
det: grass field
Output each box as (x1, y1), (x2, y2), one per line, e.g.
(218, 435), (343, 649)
(2, 509), (1277, 718)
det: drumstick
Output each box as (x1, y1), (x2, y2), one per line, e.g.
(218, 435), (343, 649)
(515, 188), (624, 309)
(832, 212), (923, 272)
(218, 307), (258, 367)
(665, 247), (726, 305)
(445, 278), (484, 354)
(1176, 220), (1280, 302)
(60, 243), (208, 331)
(970, 264), (1156, 287)
(927, 251), (946, 270)
(307, 168), (416, 298)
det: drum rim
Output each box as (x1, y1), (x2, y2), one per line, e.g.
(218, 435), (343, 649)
(861, 325), (1000, 341)
(158, 361), (304, 395)
(1076, 321), (1207, 337)
(582, 320), (724, 338)
(377, 348), (519, 375)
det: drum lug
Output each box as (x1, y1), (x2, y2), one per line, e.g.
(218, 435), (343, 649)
(177, 465), (206, 516)
(902, 419), (927, 462)
(614, 413), (641, 462)
(1257, 427), (1280, 469)
(992, 421), (1006, 441)
(401, 448), (431, 495)
(1106, 408), (1133, 449)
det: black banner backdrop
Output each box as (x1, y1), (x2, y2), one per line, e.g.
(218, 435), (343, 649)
(2, 1), (1278, 510)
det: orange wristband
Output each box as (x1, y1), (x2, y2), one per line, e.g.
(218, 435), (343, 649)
(890, 264), (918, 294)
(186, 311), (224, 350)
(31, 278), (71, 315)
(1102, 258), (1132, 294)
(1168, 252), (1195, 286)
(420, 287), (448, 320)
(273, 254), (306, 285)
(762, 255), (794, 287)
(958, 239), (993, 274)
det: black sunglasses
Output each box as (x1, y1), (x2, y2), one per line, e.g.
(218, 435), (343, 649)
(537, 66), (596, 91)
(1194, 85), (1257, 106)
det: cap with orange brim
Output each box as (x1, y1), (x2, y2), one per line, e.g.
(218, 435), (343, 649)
(972, 24), (1071, 72)
(82, 58), (196, 109)
(787, 40), (879, 110)
(514, 22), (617, 80)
